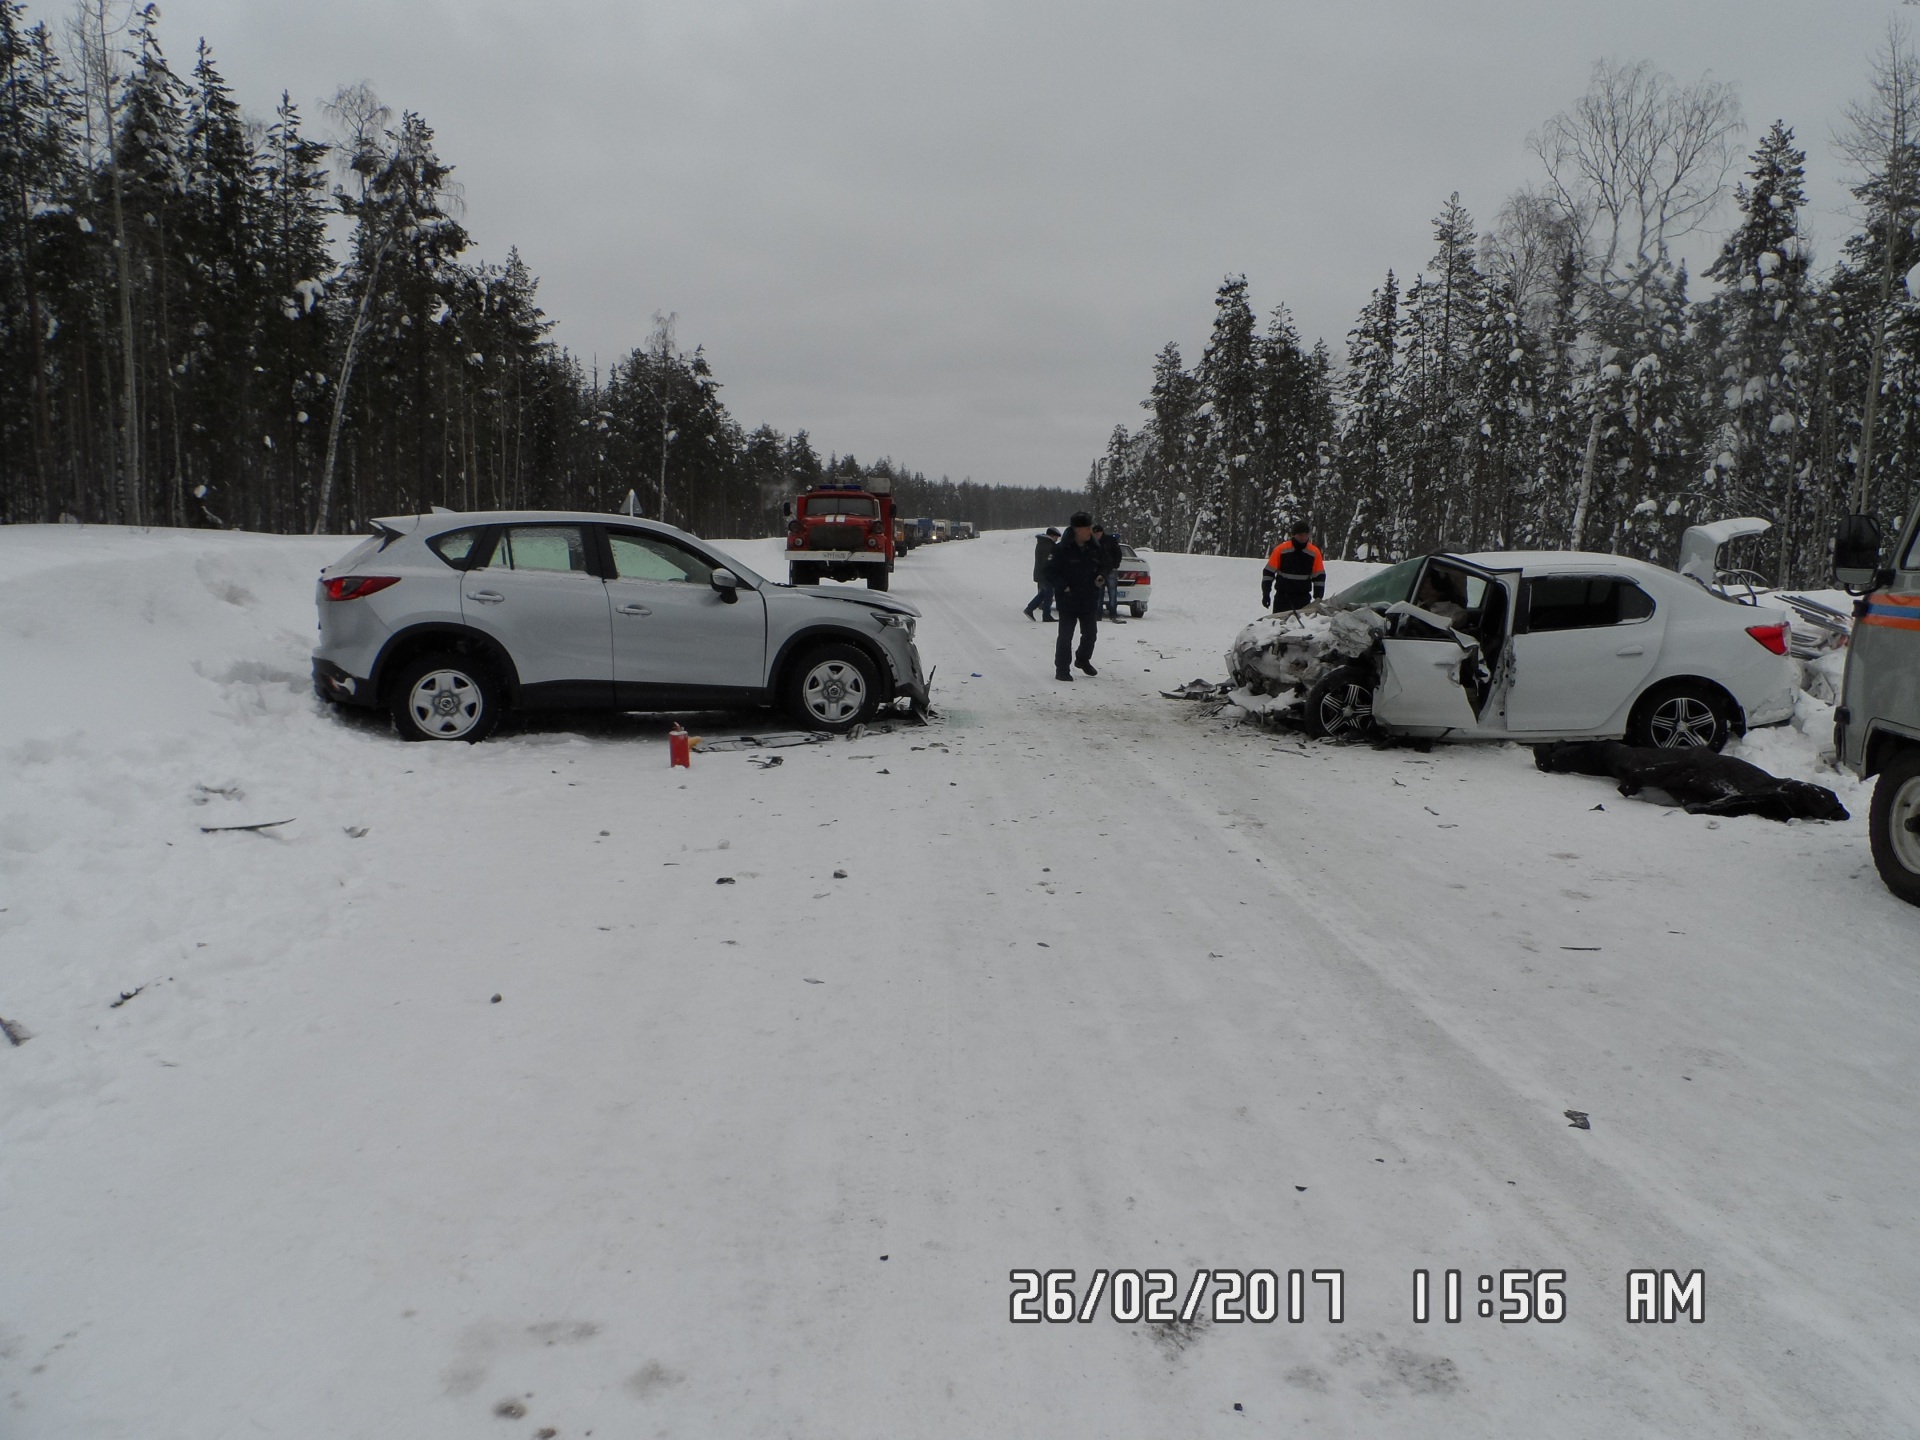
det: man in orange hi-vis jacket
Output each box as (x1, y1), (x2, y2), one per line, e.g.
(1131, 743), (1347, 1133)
(1262, 520), (1326, 612)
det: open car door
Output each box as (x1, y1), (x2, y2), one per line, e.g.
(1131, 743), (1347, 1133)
(1371, 557), (1520, 737)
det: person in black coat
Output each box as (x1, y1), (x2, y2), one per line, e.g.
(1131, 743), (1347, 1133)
(1093, 523), (1125, 620)
(1023, 527), (1060, 620)
(1045, 512), (1108, 680)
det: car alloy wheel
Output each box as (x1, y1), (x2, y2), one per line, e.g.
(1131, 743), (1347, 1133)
(1318, 682), (1372, 736)
(1302, 663), (1376, 740)
(406, 668), (485, 739)
(801, 657), (868, 726)
(1646, 695), (1719, 748)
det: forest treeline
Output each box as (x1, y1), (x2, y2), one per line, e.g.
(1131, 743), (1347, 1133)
(1086, 48), (1920, 585)
(0, 1), (1071, 536)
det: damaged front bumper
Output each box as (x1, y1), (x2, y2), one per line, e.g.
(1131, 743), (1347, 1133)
(1226, 604), (1385, 714)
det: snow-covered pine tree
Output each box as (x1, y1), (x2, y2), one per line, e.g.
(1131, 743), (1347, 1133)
(1398, 196), (1485, 551)
(1333, 270), (1400, 560)
(1141, 340), (1202, 550)
(1195, 275), (1260, 554)
(1249, 305), (1334, 548)
(1701, 121), (1818, 582)
(1461, 272), (1544, 550)
(0, 0), (79, 520)
(177, 38), (261, 528)
(315, 98), (468, 529)
(256, 92), (333, 531)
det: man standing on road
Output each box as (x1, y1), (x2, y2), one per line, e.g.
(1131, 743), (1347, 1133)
(1093, 523), (1126, 623)
(1023, 527), (1060, 621)
(1262, 520), (1326, 613)
(1047, 512), (1108, 681)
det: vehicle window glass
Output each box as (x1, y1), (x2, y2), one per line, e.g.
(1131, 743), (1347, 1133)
(1415, 564), (1474, 612)
(428, 527), (486, 569)
(804, 496), (878, 517)
(491, 525), (588, 573)
(1527, 576), (1645, 630)
(1331, 557), (1421, 607)
(1901, 519), (1920, 571)
(608, 530), (715, 585)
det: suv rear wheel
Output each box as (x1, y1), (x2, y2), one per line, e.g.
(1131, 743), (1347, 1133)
(390, 652), (500, 743)
(784, 643), (878, 733)
(1869, 746), (1920, 907)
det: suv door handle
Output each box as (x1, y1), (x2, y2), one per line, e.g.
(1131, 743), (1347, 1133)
(467, 589), (505, 604)
(615, 603), (652, 617)
(1615, 645), (1644, 656)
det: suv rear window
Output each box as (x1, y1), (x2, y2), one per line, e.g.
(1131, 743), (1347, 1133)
(427, 527), (488, 569)
(485, 525), (591, 573)
(1525, 576), (1654, 630)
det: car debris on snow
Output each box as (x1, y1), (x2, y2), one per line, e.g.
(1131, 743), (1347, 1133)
(1565, 1110), (1592, 1130)
(199, 817), (294, 834)
(0, 1015), (31, 1046)
(693, 731), (831, 753)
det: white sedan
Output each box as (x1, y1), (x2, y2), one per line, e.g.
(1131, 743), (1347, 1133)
(1232, 550), (1798, 750)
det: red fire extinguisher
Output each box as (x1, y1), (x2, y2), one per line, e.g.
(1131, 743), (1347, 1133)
(669, 723), (691, 769)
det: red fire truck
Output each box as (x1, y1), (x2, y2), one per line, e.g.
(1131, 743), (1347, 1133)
(785, 477), (895, 590)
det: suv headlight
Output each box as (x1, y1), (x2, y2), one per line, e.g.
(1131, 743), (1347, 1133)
(871, 611), (915, 639)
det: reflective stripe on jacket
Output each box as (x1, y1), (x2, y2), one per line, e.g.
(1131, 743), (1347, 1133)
(1263, 540), (1325, 582)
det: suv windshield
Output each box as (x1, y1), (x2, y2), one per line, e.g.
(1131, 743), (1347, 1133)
(1330, 556), (1421, 608)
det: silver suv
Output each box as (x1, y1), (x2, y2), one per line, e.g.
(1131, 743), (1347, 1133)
(312, 510), (929, 741)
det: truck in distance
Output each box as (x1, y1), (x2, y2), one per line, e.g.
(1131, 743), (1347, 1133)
(785, 478), (896, 591)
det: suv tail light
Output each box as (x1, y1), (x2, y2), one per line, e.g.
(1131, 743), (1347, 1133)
(323, 575), (401, 602)
(1745, 622), (1788, 655)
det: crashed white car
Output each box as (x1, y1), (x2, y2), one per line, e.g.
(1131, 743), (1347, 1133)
(1228, 545), (1797, 750)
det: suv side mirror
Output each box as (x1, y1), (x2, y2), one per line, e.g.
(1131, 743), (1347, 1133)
(1834, 514), (1884, 590)
(711, 568), (740, 603)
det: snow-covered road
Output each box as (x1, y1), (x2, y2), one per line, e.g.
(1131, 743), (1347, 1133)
(2, 525), (1916, 1438)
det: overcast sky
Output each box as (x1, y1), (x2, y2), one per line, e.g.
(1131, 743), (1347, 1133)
(98, 0), (1920, 490)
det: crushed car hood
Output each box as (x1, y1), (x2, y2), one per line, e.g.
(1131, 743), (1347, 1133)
(779, 586), (921, 619)
(1227, 604), (1383, 698)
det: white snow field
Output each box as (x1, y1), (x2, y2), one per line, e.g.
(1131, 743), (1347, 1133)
(2, 523), (1917, 1439)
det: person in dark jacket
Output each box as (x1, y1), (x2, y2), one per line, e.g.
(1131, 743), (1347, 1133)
(1262, 520), (1326, 612)
(1093, 524), (1126, 621)
(1023, 528), (1061, 620)
(1046, 512), (1108, 680)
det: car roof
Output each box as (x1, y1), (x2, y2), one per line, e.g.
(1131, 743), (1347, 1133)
(376, 510), (705, 545)
(1443, 549), (1679, 581)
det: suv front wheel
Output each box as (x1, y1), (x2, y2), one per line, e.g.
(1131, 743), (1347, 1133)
(1869, 745), (1920, 907)
(391, 652), (501, 743)
(785, 643), (879, 733)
